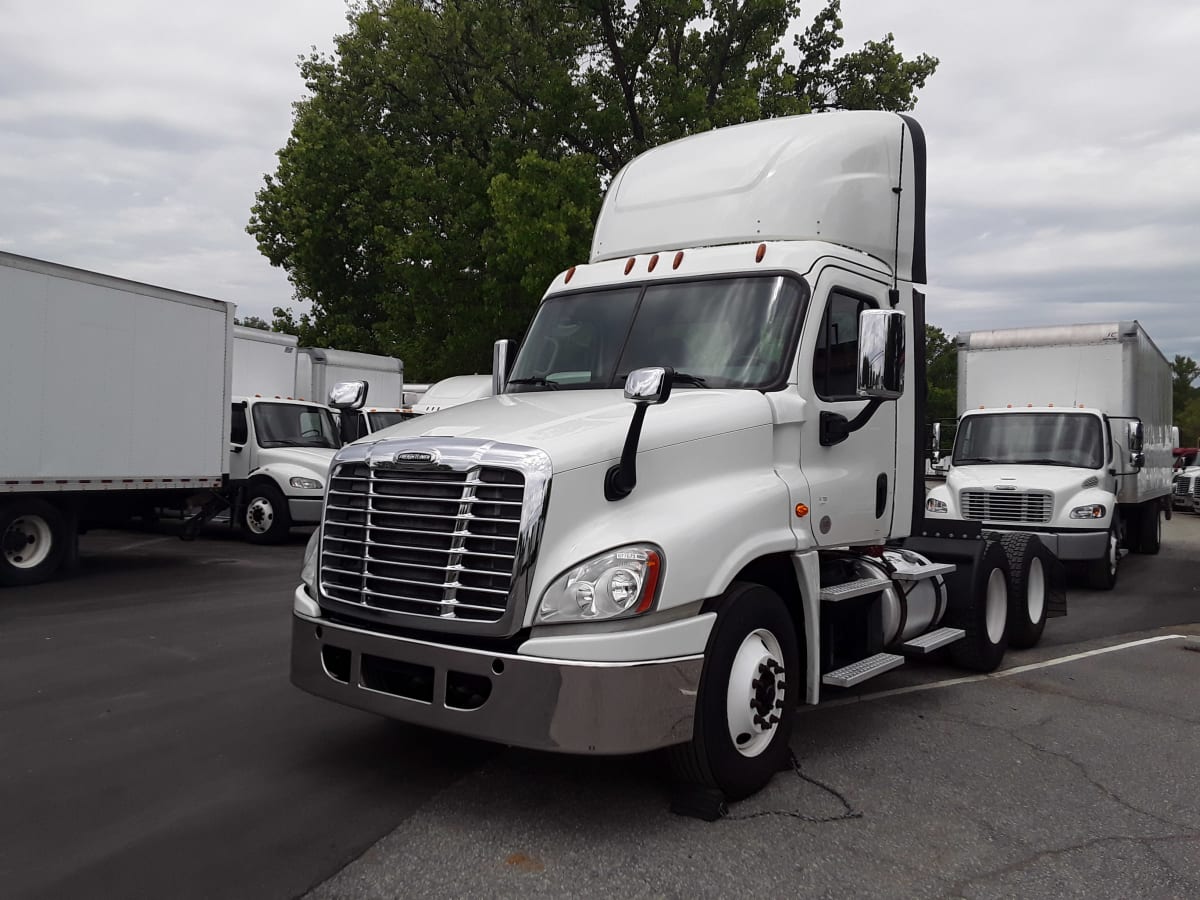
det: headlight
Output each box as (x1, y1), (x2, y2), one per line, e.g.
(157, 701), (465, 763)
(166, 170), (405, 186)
(301, 529), (320, 593)
(1070, 504), (1106, 519)
(536, 545), (662, 624)
(290, 476), (323, 490)
(926, 498), (948, 514)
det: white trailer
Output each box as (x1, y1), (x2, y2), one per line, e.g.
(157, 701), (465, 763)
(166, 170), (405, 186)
(927, 322), (1173, 588)
(232, 326), (300, 399)
(0, 252), (231, 585)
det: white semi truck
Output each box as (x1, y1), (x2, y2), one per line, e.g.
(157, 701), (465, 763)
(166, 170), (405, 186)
(408, 374), (493, 415)
(926, 323), (1173, 589)
(0, 252), (340, 585)
(291, 112), (1066, 806)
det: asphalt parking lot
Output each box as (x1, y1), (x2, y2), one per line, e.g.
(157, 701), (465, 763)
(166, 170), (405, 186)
(2, 515), (1198, 899)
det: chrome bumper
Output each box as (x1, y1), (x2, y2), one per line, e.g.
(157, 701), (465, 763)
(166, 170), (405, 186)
(291, 613), (703, 755)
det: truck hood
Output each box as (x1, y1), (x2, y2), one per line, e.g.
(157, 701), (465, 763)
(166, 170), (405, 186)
(256, 445), (338, 473)
(948, 463), (1100, 493)
(359, 389), (774, 473)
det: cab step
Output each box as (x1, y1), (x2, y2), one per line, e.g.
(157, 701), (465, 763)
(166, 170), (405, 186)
(821, 652), (904, 687)
(901, 626), (965, 655)
(819, 575), (891, 602)
(890, 562), (956, 582)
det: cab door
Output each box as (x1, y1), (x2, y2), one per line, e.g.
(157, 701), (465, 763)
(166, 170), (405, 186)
(797, 267), (897, 546)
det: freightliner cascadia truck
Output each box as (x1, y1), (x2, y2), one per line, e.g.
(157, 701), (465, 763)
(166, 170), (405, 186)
(290, 112), (1065, 805)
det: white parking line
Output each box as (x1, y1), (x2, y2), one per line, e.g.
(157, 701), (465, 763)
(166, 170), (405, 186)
(109, 536), (174, 553)
(809, 634), (1191, 710)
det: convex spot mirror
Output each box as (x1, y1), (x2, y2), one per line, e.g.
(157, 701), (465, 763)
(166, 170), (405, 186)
(624, 367), (673, 404)
(329, 380), (368, 409)
(857, 309), (906, 399)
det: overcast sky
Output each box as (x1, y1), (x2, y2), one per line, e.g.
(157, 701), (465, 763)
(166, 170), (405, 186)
(2, 1), (1197, 363)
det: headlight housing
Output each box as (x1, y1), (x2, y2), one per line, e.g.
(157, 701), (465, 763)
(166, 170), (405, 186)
(1070, 504), (1107, 519)
(537, 545), (662, 624)
(290, 476), (323, 490)
(926, 497), (948, 514)
(301, 529), (320, 594)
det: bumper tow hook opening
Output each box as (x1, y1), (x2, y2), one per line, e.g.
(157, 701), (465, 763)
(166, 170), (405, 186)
(446, 671), (492, 710)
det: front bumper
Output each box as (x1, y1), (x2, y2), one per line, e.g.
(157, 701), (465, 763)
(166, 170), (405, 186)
(287, 497), (324, 524)
(290, 608), (704, 755)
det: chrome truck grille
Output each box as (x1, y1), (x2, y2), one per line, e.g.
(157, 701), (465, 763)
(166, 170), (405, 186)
(1176, 475), (1195, 497)
(960, 489), (1053, 524)
(317, 439), (552, 637)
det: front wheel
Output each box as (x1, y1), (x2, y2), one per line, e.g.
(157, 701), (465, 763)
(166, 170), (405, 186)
(1084, 526), (1119, 591)
(241, 482), (292, 545)
(0, 500), (67, 587)
(668, 582), (800, 801)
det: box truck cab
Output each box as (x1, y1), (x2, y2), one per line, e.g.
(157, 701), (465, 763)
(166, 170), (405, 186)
(292, 112), (1068, 805)
(229, 396), (339, 543)
(926, 323), (1173, 589)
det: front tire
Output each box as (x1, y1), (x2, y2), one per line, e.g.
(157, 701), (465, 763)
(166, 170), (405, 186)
(1084, 526), (1119, 591)
(241, 482), (292, 545)
(0, 500), (67, 587)
(668, 582), (800, 801)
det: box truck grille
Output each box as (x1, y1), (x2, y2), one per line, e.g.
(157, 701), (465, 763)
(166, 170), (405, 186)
(960, 489), (1053, 523)
(320, 462), (525, 625)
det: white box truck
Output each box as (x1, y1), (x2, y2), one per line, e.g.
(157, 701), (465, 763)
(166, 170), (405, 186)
(293, 112), (1069, 808)
(232, 326), (300, 399)
(926, 322), (1173, 589)
(0, 252), (343, 585)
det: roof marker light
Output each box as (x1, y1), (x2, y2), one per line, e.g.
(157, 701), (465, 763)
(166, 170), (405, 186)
(648, 254), (659, 272)
(565, 266), (576, 283)
(756, 243), (766, 263)
(1007, 404), (1012, 408)
(624, 257), (636, 275)
(1048, 402), (1054, 407)
(673, 251), (684, 270)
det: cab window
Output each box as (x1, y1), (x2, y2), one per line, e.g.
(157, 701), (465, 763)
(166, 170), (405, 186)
(814, 291), (876, 400)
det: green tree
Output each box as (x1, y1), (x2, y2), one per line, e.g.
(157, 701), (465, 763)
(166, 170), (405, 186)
(234, 315), (272, 331)
(1173, 354), (1200, 445)
(925, 324), (956, 452)
(250, 0), (939, 380)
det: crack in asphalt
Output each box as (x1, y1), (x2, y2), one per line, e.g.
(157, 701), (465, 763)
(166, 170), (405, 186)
(939, 833), (1200, 898)
(724, 748), (864, 824)
(1008, 674), (1200, 727)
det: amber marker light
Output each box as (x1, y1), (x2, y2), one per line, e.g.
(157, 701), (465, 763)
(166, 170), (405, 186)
(634, 551), (662, 614)
(756, 243), (766, 263)
(624, 257), (636, 275)
(795, 503), (809, 518)
(673, 251), (684, 269)
(564, 265), (576, 283)
(648, 254), (659, 272)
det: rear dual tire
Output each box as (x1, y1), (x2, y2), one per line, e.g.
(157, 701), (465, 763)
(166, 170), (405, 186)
(996, 532), (1051, 649)
(946, 540), (1011, 672)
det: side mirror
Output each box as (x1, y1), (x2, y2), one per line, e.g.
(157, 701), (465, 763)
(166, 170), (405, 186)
(624, 367), (673, 405)
(1127, 420), (1145, 455)
(492, 339), (517, 396)
(329, 381), (368, 409)
(857, 309), (905, 399)
(1131, 452), (1146, 470)
(930, 421), (942, 461)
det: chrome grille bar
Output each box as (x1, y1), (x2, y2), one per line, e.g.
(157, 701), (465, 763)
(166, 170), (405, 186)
(960, 489), (1053, 524)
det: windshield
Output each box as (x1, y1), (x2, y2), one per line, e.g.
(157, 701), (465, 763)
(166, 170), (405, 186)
(252, 403), (340, 449)
(368, 411), (409, 430)
(506, 276), (805, 391)
(953, 413), (1103, 469)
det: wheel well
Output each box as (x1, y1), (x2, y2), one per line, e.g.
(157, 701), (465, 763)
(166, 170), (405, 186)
(726, 554), (807, 672)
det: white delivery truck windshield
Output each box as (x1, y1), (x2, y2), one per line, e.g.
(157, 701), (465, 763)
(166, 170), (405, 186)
(507, 276), (804, 391)
(954, 413), (1104, 469)
(251, 402), (339, 449)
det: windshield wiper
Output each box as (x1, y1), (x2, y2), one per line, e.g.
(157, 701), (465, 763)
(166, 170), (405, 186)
(507, 376), (559, 390)
(1016, 458), (1075, 467)
(671, 371), (709, 388)
(954, 456), (997, 464)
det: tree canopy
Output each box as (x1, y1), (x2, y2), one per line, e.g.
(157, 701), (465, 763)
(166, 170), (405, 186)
(1173, 354), (1200, 446)
(250, 0), (938, 380)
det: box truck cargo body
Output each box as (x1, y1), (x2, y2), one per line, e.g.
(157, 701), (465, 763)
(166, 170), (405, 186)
(927, 321), (1172, 589)
(232, 326), (300, 399)
(298, 347), (404, 408)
